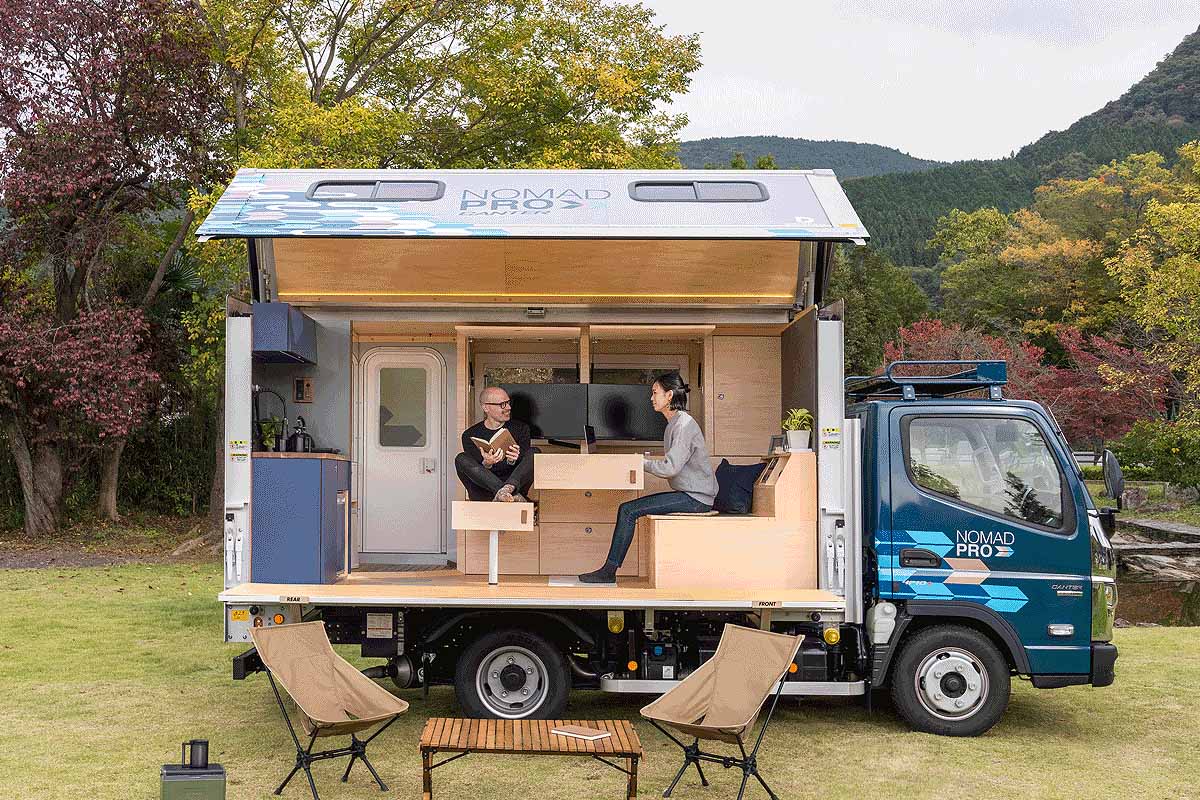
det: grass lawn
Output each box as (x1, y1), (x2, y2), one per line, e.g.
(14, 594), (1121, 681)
(1, 564), (1198, 800)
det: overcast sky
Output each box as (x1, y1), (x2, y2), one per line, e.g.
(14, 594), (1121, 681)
(644, 1), (1199, 162)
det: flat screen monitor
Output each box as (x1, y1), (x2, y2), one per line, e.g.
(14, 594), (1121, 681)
(587, 384), (667, 441)
(499, 383), (587, 440)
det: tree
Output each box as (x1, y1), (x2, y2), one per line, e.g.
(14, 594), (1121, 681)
(0, 0), (220, 532)
(883, 320), (1168, 446)
(197, 0), (701, 171)
(1107, 141), (1200, 422)
(826, 247), (928, 374)
(0, 275), (158, 535)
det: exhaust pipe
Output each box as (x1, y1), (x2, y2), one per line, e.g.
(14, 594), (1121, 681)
(362, 655), (416, 689)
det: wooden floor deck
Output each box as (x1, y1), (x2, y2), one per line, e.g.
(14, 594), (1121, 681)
(219, 569), (844, 611)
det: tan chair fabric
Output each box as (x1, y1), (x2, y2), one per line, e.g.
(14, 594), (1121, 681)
(251, 622), (409, 737)
(641, 624), (801, 745)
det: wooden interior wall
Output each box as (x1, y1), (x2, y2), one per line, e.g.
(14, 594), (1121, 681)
(781, 306), (818, 429)
(711, 336), (781, 456)
(272, 238), (802, 305)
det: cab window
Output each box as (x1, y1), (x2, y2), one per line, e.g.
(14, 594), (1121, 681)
(903, 416), (1068, 531)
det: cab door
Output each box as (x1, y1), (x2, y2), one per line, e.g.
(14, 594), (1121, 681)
(884, 405), (1092, 675)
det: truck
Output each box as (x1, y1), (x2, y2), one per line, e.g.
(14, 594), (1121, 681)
(202, 168), (1120, 737)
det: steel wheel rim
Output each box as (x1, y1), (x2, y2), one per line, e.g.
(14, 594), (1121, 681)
(914, 646), (989, 721)
(475, 644), (549, 718)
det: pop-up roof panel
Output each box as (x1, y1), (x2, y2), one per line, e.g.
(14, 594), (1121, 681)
(197, 169), (869, 307)
(197, 168), (868, 240)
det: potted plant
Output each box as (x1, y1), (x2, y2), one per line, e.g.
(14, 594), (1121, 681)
(782, 408), (813, 451)
(259, 415), (284, 452)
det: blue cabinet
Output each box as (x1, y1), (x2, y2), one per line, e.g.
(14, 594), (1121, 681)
(251, 456), (350, 584)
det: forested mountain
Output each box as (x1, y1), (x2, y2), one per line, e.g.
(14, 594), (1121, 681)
(844, 25), (1200, 266)
(677, 136), (941, 177)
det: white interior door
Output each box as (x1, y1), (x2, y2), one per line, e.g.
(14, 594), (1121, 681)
(362, 349), (444, 553)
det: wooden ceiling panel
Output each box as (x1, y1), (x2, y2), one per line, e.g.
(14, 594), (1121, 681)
(272, 238), (802, 305)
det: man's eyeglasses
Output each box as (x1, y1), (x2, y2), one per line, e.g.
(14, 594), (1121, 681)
(483, 401), (512, 408)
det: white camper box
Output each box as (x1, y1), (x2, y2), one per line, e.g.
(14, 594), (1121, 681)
(205, 168), (869, 716)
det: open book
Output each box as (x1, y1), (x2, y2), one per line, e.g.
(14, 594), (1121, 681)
(469, 427), (517, 457)
(550, 725), (611, 741)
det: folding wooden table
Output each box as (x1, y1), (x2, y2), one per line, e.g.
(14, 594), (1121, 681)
(419, 718), (643, 799)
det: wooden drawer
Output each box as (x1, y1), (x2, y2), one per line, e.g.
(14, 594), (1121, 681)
(538, 489), (637, 522)
(463, 528), (539, 575)
(451, 500), (535, 531)
(538, 522), (638, 576)
(533, 454), (643, 490)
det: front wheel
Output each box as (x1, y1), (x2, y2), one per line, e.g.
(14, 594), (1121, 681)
(454, 629), (570, 719)
(890, 625), (1011, 736)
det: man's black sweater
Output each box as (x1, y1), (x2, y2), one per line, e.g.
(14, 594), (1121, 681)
(460, 419), (532, 482)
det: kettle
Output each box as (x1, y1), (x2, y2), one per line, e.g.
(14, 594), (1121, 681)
(286, 416), (315, 453)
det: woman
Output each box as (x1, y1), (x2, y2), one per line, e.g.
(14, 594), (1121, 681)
(578, 372), (718, 584)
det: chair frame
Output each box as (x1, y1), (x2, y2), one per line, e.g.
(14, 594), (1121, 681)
(648, 678), (788, 800)
(264, 668), (401, 800)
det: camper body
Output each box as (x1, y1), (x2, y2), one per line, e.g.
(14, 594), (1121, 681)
(204, 169), (1116, 737)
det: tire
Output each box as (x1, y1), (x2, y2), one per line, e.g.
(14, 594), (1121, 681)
(454, 628), (571, 719)
(890, 625), (1011, 736)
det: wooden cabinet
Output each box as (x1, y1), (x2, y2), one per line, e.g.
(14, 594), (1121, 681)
(539, 522), (639, 577)
(712, 336), (781, 456)
(533, 454), (643, 490)
(538, 489), (636, 522)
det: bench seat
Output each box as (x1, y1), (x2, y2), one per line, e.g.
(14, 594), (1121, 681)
(637, 452), (817, 590)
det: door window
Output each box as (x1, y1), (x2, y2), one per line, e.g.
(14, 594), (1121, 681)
(378, 367), (427, 447)
(904, 416), (1068, 531)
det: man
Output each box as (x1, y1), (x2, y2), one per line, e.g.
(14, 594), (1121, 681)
(456, 386), (534, 502)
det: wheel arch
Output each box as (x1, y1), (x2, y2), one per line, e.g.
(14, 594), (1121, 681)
(873, 601), (1029, 686)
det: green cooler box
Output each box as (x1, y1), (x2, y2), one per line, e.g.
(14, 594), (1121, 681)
(161, 741), (225, 800)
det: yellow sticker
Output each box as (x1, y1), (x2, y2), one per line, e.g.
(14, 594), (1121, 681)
(230, 609), (250, 621)
(753, 600), (782, 608)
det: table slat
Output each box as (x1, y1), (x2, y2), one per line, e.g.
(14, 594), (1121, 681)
(419, 717), (643, 756)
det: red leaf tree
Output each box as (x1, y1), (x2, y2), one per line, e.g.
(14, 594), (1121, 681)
(0, 0), (218, 534)
(0, 279), (158, 534)
(883, 320), (1167, 448)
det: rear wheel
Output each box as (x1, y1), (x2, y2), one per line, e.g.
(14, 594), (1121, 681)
(890, 625), (1010, 736)
(454, 629), (570, 719)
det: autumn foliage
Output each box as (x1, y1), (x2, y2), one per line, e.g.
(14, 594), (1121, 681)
(884, 319), (1167, 446)
(0, 289), (158, 447)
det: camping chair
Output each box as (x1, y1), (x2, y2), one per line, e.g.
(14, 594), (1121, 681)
(250, 622), (409, 800)
(641, 624), (802, 800)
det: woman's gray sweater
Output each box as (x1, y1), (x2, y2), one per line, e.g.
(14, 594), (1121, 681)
(644, 411), (718, 505)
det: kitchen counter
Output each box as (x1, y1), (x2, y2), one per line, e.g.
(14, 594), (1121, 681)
(253, 452), (350, 461)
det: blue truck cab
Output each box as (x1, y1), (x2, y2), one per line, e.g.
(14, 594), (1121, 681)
(849, 360), (1120, 736)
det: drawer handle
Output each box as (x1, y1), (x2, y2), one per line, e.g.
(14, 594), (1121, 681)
(585, 527), (593, 534)
(629, 470), (637, 484)
(521, 509), (529, 525)
(584, 491), (592, 497)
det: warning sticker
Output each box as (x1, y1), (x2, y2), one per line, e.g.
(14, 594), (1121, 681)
(366, 613), (394, 639)
(229, 439), (250, 463)
(820, 426), (842, 450)
(230, 609), (250, 621)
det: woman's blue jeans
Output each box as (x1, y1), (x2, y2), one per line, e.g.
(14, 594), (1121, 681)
(603, 491), (712, 569)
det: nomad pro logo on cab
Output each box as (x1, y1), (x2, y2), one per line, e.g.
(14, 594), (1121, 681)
(955, 529), (1014, 558)
(460, 187), (610, 214)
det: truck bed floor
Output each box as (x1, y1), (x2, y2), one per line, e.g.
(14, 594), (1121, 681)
(219, 570), (845, 611)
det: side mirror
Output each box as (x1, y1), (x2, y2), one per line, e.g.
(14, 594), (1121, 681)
(1102, 449), (1125, 511)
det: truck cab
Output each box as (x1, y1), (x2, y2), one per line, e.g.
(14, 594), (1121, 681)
(849, 361), (1119, 736)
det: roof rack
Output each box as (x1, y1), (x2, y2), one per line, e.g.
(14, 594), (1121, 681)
(845, 360), (1007, 402)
